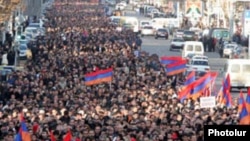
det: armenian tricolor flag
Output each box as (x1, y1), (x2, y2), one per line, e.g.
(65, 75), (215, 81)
(178, 85), (192, 103)
(166, 60), (186, 76)
(84, 68), (113, 86)
(189, 72), (211, 101)
(14, 114), (31, 141)
(239, 101), (250, 125)
(50, 131), (56, 141)
(63, 130), (72, 141)
(178, 72), (213, 102)
(203, 71), (218, 97)
(221, 74), (232, 107)
(160, 56), (184, 65)
(184, 71), (195, 86)
(216, 87), (225, 107)
(238, 90), (244, 114)
(246, 88), (250, 113)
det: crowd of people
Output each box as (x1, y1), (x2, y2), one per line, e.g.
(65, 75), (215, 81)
(0, 0), (242, 141)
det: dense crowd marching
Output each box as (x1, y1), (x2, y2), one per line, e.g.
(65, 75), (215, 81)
(0, 0), (244, 141)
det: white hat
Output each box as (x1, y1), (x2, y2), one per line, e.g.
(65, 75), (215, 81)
(194, 105), (200, 110)
(22, 108), (28, 113)
(39, 109), (45, 114)
(78, 110), (84, 115)
(172, 93), (178, 99)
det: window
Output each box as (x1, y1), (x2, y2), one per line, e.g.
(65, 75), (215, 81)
(144, 26), (153, 29)
(158, 29), (167, 32)
(173, 38), (184, 42)
(186, 45), (193, 51)
(141, 22), (149, 26)
(231, 64), (240, 73)
(19, 45), (27, 50)
(184, 31), (195, 35)
(195, 45), (202, 51)
(193, 61), (208, 66)
(242, 65), (250, 73)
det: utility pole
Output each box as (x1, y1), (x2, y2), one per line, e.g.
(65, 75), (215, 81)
(229, 0), (235, 39)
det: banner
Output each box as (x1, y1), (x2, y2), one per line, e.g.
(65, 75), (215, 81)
(200, 96), (216, 108)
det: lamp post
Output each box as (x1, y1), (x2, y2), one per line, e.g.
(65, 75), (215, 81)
(168, 0), (184, 29)
(229, 0), (235, 39)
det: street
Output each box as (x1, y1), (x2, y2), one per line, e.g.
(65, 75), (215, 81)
(124, 9), (243, 97)
(23, 0), (43, 17)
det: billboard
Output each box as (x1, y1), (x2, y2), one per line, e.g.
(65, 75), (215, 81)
(185, 0), (202, 17)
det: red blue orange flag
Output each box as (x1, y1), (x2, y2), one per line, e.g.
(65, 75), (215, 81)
(189, 72), (211, 101)
(14, 113), (31, 141)
(63, 130), (72, 141)
(184, 71), (195, 86)
(20, 121), (31, 141)
(222, 74), (232, 107)
(84, 68), (113, 86)
(166, 60), (186, 76)
(238, 90), (244, 113)
(75, 138), (81, 141)
(246, 88), (250, 113)
(160, 56), (183, 65)
(179, 72), (213, 102)
(14, 133), (22, 141)
(178, 85), (192, 103)
(216, 87), (223, 104)
(239, 101), (250, 125)
(50, 131), (56, 141)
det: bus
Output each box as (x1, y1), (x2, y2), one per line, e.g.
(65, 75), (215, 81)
(150, 18), (180, 30)
(209, 28), (230, 40)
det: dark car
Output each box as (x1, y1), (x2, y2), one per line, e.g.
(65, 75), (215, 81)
(183, 30), (195, 41)
(155, 28), (168, 39)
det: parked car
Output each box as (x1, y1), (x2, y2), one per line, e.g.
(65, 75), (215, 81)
(18, 39), (29, 46)
(115, 3), (125, 10)
(169, 38), (185, 51)
(141, 26), (154, 36)
(191, 55), (208, 60)
(139, 20), (150, 32)
(223, 43), (238, 58)
(18, 44), (28, 59)
(175, 29), (184, 38)
(183, 30), (196, 41)
(188, 59), (210, 72)
(155, 28), (168, 39)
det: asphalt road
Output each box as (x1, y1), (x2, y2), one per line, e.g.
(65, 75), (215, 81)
(123, 9), (243, 98)
(23, 0), (43, 17)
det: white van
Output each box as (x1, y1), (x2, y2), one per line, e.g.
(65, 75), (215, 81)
(223, 59), (250, 89)
(122, 16), (139, 33)
(182, 41), (204, 58)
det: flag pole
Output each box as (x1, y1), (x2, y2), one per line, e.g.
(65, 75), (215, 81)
(109, 81), (112, 90)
